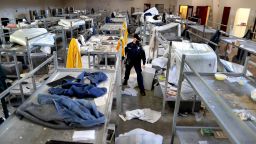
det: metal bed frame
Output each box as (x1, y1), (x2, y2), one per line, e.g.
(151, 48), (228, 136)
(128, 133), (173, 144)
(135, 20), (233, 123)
(170, 54), (256, 144)
(100, 23), (123, 35)
(0, 29), (66, 92)
(0, 51), (122, 144)
(81, 29), (124, 68)
(220, 36), (256, 64)
(187, 29), (253, 74)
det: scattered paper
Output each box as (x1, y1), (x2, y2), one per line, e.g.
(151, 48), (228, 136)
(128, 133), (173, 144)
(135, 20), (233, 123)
(125, 108), (161, 123)
(119, 114), (127, 121)
(72, 130), (95, 141)
(122, 88), (138, 96)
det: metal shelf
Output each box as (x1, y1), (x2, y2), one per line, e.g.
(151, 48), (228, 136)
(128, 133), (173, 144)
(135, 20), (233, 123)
(0, 53), (120, 144)
(170, 53), (256, 144)
(176, 126), (231, 144)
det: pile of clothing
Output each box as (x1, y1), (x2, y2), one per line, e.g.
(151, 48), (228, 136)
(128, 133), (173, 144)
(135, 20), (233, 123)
(16, 71), (108, 128)
(16, 94), (105, 129)
(48, 71), (108, 98)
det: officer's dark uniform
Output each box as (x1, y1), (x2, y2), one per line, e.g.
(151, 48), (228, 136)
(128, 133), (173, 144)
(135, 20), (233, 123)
(124, 41), (146, 92)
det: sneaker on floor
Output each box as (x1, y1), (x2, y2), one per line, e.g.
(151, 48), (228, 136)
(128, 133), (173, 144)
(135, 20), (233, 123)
(140, 90), (146, 96)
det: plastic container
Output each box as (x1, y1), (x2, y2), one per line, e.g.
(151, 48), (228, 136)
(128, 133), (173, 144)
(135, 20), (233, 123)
(142, 67), (156, 90)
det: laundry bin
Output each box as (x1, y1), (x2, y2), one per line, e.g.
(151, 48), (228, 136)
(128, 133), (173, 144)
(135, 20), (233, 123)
(142, 67), (156, 90)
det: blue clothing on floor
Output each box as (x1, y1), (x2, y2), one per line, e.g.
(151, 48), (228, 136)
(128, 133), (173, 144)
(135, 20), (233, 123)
(48, 71), (108, 98)
(16, 94), (105, 129)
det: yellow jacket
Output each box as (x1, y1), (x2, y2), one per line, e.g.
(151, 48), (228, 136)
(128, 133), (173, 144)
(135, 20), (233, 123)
(116, 22), (128, 57)
(116, 39), (125, 57)
(66, 38), (82, 68)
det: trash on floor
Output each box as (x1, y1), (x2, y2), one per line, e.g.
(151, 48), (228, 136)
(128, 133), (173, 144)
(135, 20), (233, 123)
(72, 130), (95, 141)
(115, 128), (163, 144)
(124, 108), (161, 123)
(122, 88), (138, 96)
(234, 109), (256, 121)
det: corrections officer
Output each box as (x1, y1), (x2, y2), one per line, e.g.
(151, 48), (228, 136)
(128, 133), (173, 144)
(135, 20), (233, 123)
(123, 34), (146, 96)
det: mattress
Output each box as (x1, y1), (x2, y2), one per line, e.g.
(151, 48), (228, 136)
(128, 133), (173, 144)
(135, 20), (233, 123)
(58, 19), (85, 28)
(10, 28), (55, 47)
(169, 42), (217, 100)
(146, 16), (162, 24)
(169, 41), (217, 85)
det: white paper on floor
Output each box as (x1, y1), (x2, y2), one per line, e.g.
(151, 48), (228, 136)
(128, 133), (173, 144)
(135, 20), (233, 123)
(72, 130), (95, 141)
(122, 88), (138, 96)
(116, 128), (163, 144)
(125, 108), (161, 123)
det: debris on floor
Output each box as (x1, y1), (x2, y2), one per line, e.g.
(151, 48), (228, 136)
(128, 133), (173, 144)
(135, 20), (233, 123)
(120, 108), (161, 123)
(115, 128), (163, 144)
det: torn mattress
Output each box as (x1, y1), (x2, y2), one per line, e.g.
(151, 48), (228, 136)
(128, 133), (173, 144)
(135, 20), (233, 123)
(170, 42), (217, 100)
(10, 28), (55, 47)
(140, 7), (159, 23)
(58, 19), (85, 28)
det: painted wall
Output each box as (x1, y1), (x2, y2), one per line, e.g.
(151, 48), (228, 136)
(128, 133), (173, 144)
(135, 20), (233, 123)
(176, 0), (256, 31)
(67, 0), (177, 14)
(0, 0), (66, 21)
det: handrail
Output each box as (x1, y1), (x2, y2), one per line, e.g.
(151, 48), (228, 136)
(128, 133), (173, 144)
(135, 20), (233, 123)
(0, 53), (56, 100)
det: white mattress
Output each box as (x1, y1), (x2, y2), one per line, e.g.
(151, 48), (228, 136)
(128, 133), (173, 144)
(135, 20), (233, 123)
(169, 42), (217, 85)
(146, 16), (162, 24)
(58, 19), (85, 28)
(10, 28), (55, 47)
(169, 42), (217, 100)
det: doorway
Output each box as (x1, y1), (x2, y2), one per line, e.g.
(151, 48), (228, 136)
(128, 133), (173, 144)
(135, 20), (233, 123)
(179, 5), (193, 19)
(233, 8), (251, 37)
(179, 5), (188, 19)
(196, 6), (209, 25)
(221, 7), (231, 32)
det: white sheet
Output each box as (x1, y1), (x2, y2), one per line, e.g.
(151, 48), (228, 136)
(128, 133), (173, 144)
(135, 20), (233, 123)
(140, 7), (159, 23)
(149, 23), (181, 55)
(10, 28), (55, 47)
(58, 19), (85, 28)
(116, 129), (163, 144)
(146, 16), (162, 24)
(17, 21), (38, 29)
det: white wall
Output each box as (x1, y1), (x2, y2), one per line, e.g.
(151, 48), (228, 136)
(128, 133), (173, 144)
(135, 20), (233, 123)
(176, 0), (256, 30)
(67, 0), (177, 14)
(0, 0), (66, 21)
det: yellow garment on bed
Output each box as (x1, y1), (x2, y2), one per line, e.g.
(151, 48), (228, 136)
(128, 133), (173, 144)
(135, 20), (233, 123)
(66, 38), (82, 68)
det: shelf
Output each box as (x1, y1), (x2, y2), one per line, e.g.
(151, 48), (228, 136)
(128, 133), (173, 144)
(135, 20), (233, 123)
(184, 72), (256, 143)
(176, 126), (231, 144)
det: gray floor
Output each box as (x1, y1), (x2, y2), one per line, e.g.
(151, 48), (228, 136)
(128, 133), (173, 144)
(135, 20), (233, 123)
(115, 89), (174, 144)
(111, 86), (218, 144)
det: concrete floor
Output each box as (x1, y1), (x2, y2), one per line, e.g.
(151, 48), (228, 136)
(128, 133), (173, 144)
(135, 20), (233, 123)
(111, 84), (219, 144)
(116, 89), (174, 144)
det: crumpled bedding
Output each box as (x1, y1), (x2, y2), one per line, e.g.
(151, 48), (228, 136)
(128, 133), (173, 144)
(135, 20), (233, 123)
(10, 28), (55, 47)
(125, 108), (161, 123)
(16, 94), (105, 129)
(17, 21), (38, 28)
(149, 23), (181, 56)
(116, 128), (163, 144)
(58, 19), (85, 28)
(140, 7), (159, 23)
